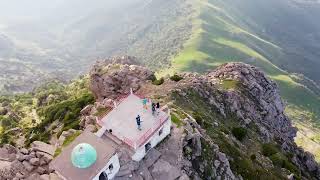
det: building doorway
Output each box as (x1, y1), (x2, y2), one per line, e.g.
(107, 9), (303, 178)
(99, 171), (108, 180)
(145, 142), (151, 153)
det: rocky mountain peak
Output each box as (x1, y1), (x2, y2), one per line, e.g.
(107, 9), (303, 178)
(83, 61), (320, 179)
(89, 56), (155, 101)
(210, 63), (297, 142)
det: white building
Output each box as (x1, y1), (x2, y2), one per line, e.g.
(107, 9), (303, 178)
(51, 131), (120, 180)
(96, 92), (171, 161)
(51, 92), (171, 179)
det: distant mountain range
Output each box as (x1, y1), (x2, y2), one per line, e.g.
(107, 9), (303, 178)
(0, 0), (319, 126)
(0, 0), (192, 94)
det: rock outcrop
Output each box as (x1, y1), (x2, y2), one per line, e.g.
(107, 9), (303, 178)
(89, 57), (155, 101)
(174, 62), (320, 178)
(86, 61), (320, 179)
(0, 142), (61, 180)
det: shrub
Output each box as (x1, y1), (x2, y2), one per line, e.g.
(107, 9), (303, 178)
(171, 113), (183, 127)
(270, 153), (299, 175)
(152, 78), (164, 85)
(25, 92), (94, 146)
(270, 153), (283, 167)
(170, 74), (183, 82)
(250, 154), (257, 161)
(262, 143), (279, 156)
(231, 127), (247, 141)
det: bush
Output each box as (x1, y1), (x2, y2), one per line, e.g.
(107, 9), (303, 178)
(171, 113), (183, 127)
(250, 154), (257, 161)
(270, 153), (283, 167)
(192, 112), (211, 129)
(270, 153), (299, 175)
(25, 92), (94, 146)
(170, 74), (183, 82)
(262, 143), (279, 156)
(152, 78), (164, 85)
(231, 127), (247, 141)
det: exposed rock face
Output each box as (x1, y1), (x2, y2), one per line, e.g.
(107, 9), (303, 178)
(89, 57), (154, 101)
(0, 142), (60, 180)
(175, 62), (320, 178)
(178, 63), (297, 143)
(182, 117), (237, 180)
(209, 63), (297, 142)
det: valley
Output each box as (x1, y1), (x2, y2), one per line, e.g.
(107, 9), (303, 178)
(163, 0), (320, 127)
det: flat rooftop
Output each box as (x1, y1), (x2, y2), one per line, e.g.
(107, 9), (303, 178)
(100, 94), (169, 149)
(51, 131), (118, 180)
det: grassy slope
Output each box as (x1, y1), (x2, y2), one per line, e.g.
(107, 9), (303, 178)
(160, 0), (320, 159)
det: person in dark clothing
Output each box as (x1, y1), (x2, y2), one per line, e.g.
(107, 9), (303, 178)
(136, 115), (142, 130)
(156, 102), (160, 115)
(151, 103), (156, 115)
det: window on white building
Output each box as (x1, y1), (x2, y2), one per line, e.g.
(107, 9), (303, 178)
(159, 128), (163, 136)
(145, 142), (151, 153)
(99, 172), (108, 180)
(109, 164), (113, 171)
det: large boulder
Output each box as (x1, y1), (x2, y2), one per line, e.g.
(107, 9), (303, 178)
(89, 59), (155, 101)
(23, 161), (35, 172)
(30, 158), (40, 166)
(31, 141), (56, 156)
(150, 159), (181, 180)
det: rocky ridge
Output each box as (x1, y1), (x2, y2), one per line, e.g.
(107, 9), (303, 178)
(89, 56), (154, 101)
(1, 60), (319, 179)
(174, 62), (320, 178)
(89, 60), (320, 179)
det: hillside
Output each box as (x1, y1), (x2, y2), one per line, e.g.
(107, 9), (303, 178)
(1, 0), (320, 173)
(162, 0), (320, 129)
(1, 61), (320, 179)
(0, 0), (193, 94)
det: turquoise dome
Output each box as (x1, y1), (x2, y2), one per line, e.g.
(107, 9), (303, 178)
(71, 143), (97, 168)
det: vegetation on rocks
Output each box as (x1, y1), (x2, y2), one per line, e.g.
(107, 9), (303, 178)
(152, 77), (165, 86)
(25, 92), (94, 145)
(231, 127), (247, 141)
(0, 77), (94, 147)
(170, 74), (183, 82)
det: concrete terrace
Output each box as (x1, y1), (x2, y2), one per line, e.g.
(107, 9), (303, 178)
(100, 94), (169, 149)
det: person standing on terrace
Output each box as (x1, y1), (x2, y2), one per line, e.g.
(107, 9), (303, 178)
(151, 103), (156, 115)
(136, 115), (142, 130)
(142, 98), (148, 110)
(156, 102), (160, 115)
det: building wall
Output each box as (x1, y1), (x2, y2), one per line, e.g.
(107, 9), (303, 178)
(132, 117), (172, 161)
(92, 154), (120, 180)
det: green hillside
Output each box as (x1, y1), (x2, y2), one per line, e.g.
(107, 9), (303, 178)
(162, 0), (320, 127)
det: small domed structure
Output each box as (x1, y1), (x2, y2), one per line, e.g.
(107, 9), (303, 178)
(71, 143), (97, 168)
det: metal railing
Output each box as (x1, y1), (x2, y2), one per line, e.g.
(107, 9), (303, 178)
(95, 92), (170, 150)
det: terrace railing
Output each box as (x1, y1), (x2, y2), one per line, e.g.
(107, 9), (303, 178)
(95, 92), (170, 150)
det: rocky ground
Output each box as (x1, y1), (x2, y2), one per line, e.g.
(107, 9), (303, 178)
(0, 142), (60, 180)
